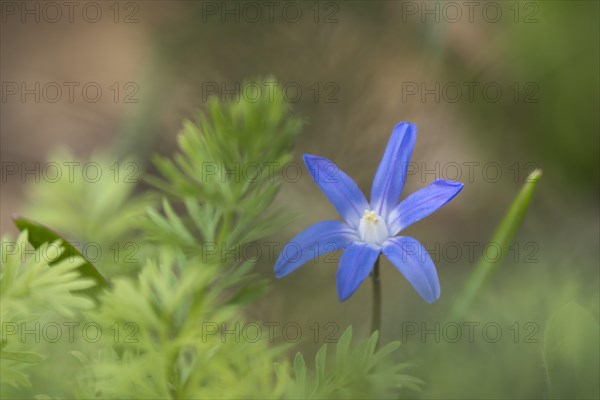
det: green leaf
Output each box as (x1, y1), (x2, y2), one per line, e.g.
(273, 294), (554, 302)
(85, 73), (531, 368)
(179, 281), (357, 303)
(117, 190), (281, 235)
(368, 341), (400, 370)
(12, 215), (109, 296)
(314, 344), (328, 389)
(335, 326), (353, 367)
(161, 198), (195, 244)
(543, 302), (600, 399)
(451, 169), (542, 319)
(360, 330), (378, 367)
(273, 362), (287, 381)
(293, 352), (307, 395)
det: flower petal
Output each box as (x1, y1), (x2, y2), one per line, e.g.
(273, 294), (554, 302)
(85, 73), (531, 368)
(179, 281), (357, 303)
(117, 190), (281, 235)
(303, 154), (370, 229)
(382, 236), (440, 303)
(275, 221), (358, 278)
(370, 122), (417, 217)
(336, 242), (380, 301)
(387, 179), (463, 235)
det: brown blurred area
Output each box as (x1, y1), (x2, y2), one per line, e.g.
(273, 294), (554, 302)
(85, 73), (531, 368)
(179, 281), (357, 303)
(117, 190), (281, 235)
(1, 1), (514, 234)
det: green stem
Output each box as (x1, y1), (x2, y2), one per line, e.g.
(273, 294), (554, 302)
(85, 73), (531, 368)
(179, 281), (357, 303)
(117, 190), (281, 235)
(450, 169), (542, 320)
(371, 257), (381, 335)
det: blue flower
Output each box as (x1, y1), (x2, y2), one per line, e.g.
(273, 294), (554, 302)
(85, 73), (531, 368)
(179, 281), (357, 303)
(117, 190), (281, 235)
(274, 122), (463, 303)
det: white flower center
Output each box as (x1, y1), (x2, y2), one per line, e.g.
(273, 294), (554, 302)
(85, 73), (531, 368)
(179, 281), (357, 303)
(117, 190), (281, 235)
(358, 210), (389, 245)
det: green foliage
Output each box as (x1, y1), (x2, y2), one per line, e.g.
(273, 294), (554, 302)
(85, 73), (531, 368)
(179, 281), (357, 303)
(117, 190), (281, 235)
(0, 232), (95, 323)
(1, 232), (95, 391)
(13, 216), (108, 296)
(141, 78), (305, 304)
(276, 327), (423, 399)
(22, 151), (154, 277)
(148, 78), (303, 202)
(145, 78), (303, 254)
(85, 252), (283, 399)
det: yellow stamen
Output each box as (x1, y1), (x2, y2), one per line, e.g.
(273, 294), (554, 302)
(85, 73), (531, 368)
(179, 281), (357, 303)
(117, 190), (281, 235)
(363, 210), (378, 224)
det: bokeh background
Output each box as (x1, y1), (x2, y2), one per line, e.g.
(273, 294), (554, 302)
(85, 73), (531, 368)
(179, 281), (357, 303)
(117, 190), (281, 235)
(1, 1), (598, 398)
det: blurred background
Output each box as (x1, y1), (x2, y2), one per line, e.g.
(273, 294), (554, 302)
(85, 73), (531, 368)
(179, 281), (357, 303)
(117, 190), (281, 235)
(1, 1), (598, 398)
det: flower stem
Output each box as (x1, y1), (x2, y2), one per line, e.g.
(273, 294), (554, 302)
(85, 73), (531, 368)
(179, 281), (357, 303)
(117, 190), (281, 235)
(371, 257), (381, 335)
